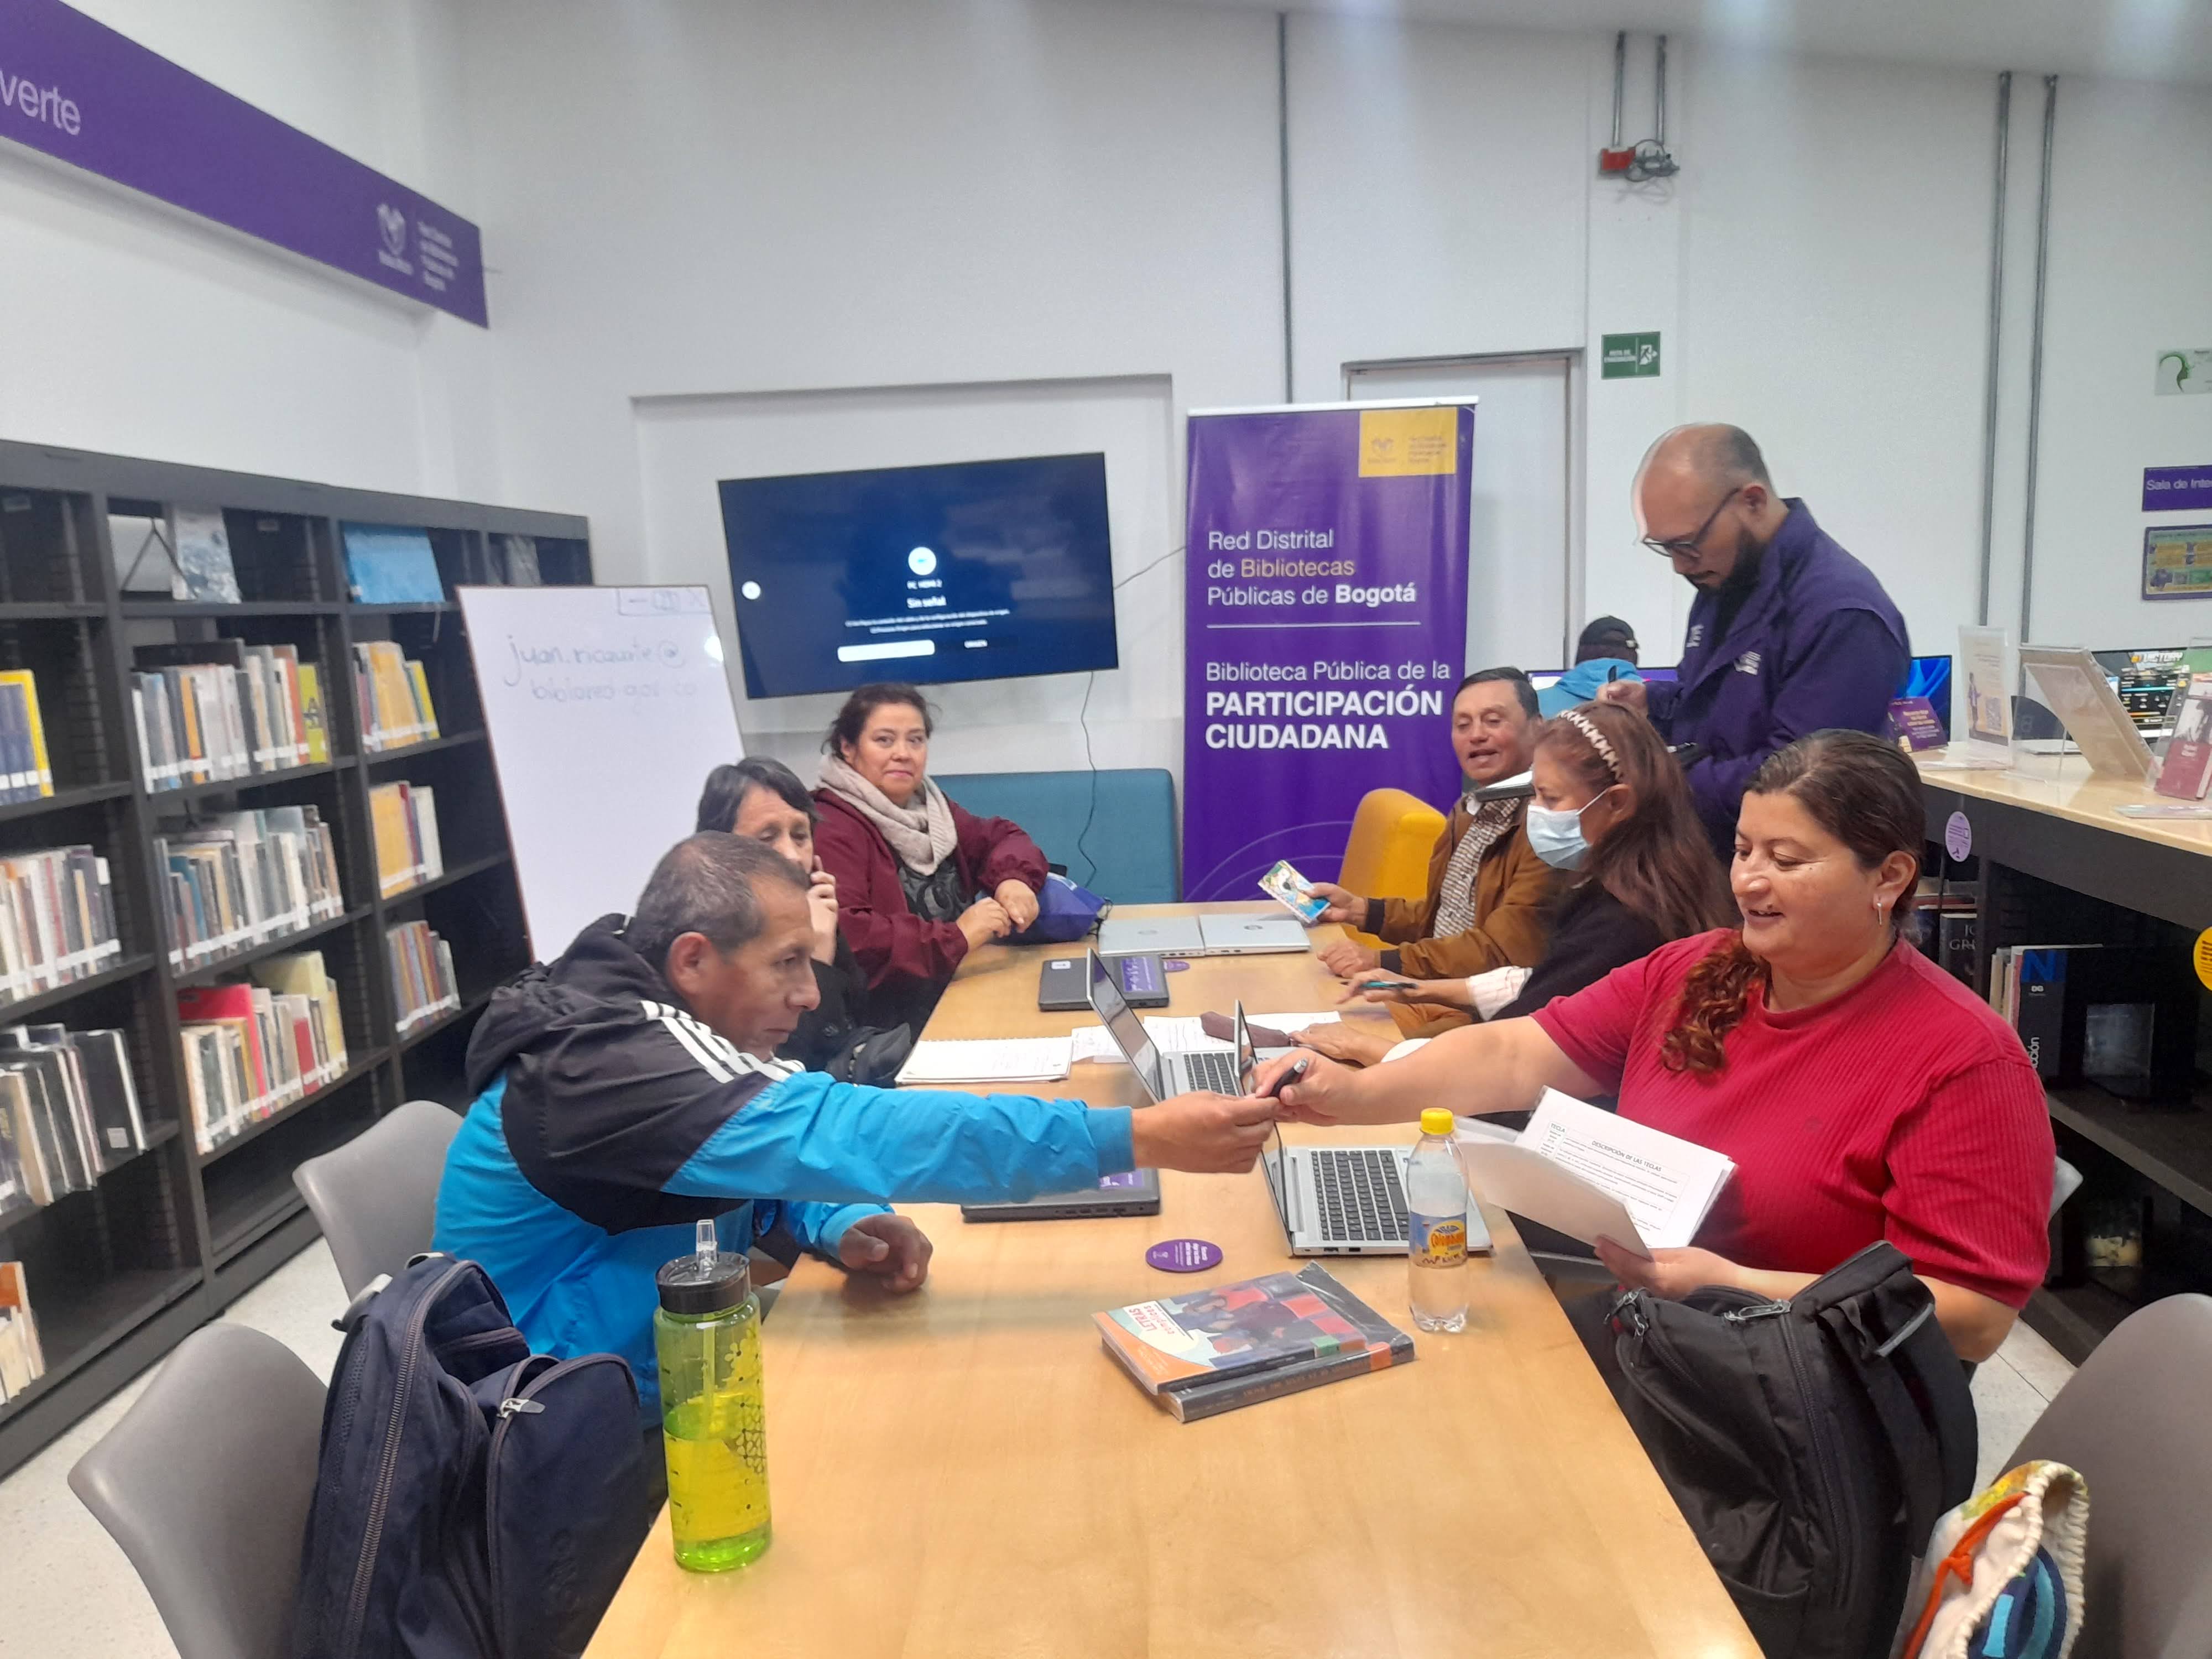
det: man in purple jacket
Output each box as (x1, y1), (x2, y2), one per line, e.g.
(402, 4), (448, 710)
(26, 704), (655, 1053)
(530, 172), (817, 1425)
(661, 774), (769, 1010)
(1600, 424), (1908, 849)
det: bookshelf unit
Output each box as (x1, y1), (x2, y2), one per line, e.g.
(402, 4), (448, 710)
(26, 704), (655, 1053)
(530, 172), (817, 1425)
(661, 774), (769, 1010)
(1918, 763), (2212, 1366)
(0, 439), (589, 1478)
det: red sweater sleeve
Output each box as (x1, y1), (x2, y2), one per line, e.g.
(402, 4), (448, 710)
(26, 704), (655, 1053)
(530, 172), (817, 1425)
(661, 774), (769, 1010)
(1528, 942), (1678, 1094)
(1881, 1051), (2054, 1309)
(812, 796), (971, 992)
(954, 802), (1047, 894)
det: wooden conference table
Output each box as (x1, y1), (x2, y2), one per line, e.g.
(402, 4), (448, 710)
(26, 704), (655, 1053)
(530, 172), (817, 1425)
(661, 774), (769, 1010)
(586, 904), (1756, 1659)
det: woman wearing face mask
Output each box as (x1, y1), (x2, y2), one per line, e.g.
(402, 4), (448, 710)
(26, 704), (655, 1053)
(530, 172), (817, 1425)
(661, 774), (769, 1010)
(1256, 730), (2054, 1362)
(813, 682), (1049, 1031)
(695, 757), (912, 1081)
(1298, 703), (1732, 1067)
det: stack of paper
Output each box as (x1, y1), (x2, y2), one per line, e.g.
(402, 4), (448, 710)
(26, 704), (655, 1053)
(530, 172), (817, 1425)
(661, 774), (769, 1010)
(1459, 1089), (1735, 1258)
(896, 1037), (1074, 1086)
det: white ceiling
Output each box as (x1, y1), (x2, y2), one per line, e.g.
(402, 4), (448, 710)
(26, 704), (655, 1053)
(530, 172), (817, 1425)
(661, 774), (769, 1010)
(1142, 0), (2212, 85)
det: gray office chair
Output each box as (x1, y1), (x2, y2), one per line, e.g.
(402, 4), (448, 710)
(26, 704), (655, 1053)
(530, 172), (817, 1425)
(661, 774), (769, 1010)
(70, 1323), (325, 1659)
(294, 1098), (462, 1300)
(2008, 1292), (2212, 1659)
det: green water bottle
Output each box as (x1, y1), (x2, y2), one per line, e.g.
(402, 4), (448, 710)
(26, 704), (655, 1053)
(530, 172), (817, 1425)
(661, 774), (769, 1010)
(654, 1224), (771, 1571)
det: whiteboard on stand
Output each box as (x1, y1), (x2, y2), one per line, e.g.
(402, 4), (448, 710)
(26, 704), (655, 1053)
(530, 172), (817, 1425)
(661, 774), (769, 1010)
(458, 585), (743, 958)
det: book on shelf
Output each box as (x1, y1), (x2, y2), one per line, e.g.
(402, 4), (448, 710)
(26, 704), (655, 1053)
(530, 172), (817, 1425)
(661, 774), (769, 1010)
(170, 506), (243, 604)
(369, 782), (443, 897)
(0, 847), (122, 1010)
(155, 807), (345, 970)
(252, 949), (349, 1077)
(296, 664), (330, 764)
(0, 1261), (44, 1403)
(1094, 1262), (1415, 1422)
(353, 641), (442, 752)
(178, 972), (346, 1153)
(388, 920), (461, 1034)
(0, 671), (54, 805)
(0, 1024), (146, 1208)
(342, 524), (445, 605)
(1986, 943), (2196, 1095)
(133, 641), (319, 790)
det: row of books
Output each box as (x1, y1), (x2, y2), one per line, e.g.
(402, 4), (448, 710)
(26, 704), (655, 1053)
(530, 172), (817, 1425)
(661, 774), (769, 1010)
(180, 950), (351, 1155)
(0, 847), (123, 1013)
(355, 641), (442, 753)
(390, 921), (461, 1035)
(0, 1262), (41, 1404)
(157, 808), (346, 971)
(0, 1025), (148, 1217)
(371, 783), (445, 898)
(132, 641), (329, 790)
(0, 672), (54, 805)
(1986, 942), (2191, 1095)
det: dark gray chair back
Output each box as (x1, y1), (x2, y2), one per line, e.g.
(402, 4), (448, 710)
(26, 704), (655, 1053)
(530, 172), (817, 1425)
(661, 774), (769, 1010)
(69, 1323), (324, 1659)
(2010, 1292), (2212, 1659)
(294, 1098), (462, 1299)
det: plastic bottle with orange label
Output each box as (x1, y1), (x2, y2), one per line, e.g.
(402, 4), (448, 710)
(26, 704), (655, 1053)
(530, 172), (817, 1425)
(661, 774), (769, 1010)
(1407, 1107), (1471, 1332)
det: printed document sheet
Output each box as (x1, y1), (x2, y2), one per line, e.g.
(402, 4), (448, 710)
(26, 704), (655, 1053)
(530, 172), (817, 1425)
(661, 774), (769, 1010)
(896, 1038), (1073, 1085)
(1460, 1089), (1735, 1256)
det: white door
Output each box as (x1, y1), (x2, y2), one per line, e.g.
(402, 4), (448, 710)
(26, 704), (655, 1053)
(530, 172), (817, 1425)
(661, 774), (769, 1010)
(1346, 354), (1575, 674)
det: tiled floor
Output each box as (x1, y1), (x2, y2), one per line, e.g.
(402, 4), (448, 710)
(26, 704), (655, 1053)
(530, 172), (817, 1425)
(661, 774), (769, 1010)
(0, 1243), (2078, 1658)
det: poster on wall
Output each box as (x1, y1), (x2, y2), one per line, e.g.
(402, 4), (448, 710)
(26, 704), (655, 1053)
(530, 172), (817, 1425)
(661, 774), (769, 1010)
(2143, 525), (2212, 601)
(1180, 402), (1473, 901)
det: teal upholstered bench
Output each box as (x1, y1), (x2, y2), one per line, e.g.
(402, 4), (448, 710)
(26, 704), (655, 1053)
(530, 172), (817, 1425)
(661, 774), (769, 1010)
(934, 768), (1179, 904)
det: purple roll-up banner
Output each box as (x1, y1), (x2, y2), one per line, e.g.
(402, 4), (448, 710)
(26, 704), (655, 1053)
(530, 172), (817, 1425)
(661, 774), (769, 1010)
(1182, 403), (1473, 901)
(0, 0), (488, 325)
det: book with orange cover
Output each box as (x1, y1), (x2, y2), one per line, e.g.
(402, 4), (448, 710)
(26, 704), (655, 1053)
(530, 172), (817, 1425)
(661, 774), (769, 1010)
(1093, 1262), (1414, 1422)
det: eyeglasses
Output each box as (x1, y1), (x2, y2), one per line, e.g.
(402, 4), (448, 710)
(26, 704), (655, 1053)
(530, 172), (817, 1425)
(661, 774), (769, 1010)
(1641, 486), (1743, 560)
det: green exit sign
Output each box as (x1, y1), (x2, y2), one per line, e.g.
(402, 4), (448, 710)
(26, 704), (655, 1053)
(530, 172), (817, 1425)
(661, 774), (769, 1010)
(1601, 332), (1662, 379)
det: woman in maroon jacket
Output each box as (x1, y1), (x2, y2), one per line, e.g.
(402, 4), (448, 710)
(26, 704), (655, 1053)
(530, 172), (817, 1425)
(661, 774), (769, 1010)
(813, 684), (1048, 1030)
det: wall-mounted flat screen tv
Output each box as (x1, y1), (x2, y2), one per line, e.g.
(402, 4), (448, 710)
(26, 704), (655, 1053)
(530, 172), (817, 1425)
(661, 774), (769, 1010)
(718, 452), (1120, 699)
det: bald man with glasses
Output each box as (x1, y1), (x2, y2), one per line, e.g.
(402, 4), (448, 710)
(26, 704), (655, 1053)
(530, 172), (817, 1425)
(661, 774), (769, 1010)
(1600, 424), (1908, 851)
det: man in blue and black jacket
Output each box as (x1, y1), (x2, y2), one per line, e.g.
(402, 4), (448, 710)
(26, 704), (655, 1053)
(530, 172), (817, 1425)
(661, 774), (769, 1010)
(435, 832), (1275, 1414)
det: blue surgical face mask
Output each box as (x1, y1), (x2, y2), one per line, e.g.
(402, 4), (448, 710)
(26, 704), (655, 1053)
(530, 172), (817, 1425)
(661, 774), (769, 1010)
(1525, 789), (1613, 870)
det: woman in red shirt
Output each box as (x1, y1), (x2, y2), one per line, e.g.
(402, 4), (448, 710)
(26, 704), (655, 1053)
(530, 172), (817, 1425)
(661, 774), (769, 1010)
(1266, 729), (2052, 1361)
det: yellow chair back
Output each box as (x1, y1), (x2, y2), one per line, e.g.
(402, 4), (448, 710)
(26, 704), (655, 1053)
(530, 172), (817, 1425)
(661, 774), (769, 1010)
(1337, 788), (1447, 950)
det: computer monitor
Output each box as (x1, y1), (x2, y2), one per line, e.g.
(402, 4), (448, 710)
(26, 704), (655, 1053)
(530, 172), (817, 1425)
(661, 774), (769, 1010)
(2089, 648), (2188, 734)
(1898, 655), (1952, 739)
(718, 453), (1121, 699)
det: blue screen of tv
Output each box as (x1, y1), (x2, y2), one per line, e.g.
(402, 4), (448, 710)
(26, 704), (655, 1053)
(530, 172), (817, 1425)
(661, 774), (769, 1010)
(1899, 654), (1952, 735)
(718, 453), (1120, 699)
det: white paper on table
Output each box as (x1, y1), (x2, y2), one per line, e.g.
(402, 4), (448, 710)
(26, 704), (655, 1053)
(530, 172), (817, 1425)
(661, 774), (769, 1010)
(1502, 1088), (1735, 1252)
(1459, 1142), (1652, 1258)
(895, 1037), (1073, 1085)
(1069, 1013), (1342, 1064)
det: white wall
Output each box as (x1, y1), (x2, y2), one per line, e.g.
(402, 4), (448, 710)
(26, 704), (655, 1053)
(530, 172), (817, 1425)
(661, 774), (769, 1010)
(0, 0), (482, 496)
(2027, 75), (2212, 648)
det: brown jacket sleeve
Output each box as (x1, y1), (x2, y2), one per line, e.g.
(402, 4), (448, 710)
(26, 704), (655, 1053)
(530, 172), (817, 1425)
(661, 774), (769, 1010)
(1386, 825), (1564, 980)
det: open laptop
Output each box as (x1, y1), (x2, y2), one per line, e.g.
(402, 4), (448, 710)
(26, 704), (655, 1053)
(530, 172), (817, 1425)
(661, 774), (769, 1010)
(1086, 950), (1242, 1099)
(1245, 1009), (1493, 1259)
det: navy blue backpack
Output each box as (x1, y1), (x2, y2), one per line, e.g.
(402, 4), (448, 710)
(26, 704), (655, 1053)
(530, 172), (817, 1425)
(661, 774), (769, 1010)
(289, 1255), (654, 1659)
(1004, 872), (1109, 946)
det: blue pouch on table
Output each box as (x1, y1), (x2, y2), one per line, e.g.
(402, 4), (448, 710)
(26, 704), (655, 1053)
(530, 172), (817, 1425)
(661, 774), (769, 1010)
(1006, 872), (1108, 945)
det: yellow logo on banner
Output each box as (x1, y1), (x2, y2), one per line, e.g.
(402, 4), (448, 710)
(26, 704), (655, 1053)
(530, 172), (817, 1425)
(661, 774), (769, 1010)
(1358, 408), (1458, 477)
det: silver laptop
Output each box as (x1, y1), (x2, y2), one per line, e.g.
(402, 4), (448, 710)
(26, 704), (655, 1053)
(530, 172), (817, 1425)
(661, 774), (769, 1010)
(1248, 1010), (1493, 1258)
(1097, 914), (1206, 958)
(1086, 951), (1243, 1100)
(1197, 912), (1311, 956)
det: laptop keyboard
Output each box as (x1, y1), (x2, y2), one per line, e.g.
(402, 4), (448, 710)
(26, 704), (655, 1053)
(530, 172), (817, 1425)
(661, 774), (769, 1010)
(1179, 1049), (1240, 1094)
(1312, 1149), (1409, 1244)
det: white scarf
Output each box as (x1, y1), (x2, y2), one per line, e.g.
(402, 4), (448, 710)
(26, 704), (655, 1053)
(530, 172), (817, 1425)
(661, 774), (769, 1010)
(817, 753), (959, 875)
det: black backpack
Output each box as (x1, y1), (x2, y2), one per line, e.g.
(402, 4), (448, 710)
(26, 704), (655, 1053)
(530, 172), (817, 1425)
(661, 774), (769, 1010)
(290, 1255), (655, 1659)
(1583, 1242), (1979, 1659)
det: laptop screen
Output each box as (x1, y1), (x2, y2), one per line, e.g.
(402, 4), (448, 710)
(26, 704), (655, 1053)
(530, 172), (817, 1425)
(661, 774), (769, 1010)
(1240, 1001), (1296, 1226)
(1088, 952), (1164, 1098)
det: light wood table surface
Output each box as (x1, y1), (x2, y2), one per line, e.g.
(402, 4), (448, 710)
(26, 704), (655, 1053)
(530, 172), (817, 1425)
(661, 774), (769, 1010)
(1917, 745), (2212, 857)
(586, 904), (1756, 1659)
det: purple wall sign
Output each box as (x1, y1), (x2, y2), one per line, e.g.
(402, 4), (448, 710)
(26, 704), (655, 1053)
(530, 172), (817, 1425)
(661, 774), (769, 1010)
(0, 0), (487, 325)
(1182, 404), (1473, 900)
(2145, 466), (2212, 513)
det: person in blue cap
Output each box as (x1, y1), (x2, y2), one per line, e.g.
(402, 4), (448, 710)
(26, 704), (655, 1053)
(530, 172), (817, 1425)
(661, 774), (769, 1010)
(1599, 424), (1907, 851)
(1536, 617), (1643, 717)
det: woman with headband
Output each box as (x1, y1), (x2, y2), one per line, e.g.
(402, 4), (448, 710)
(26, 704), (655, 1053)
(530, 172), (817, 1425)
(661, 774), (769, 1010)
(1297, 701), (1733, 1067)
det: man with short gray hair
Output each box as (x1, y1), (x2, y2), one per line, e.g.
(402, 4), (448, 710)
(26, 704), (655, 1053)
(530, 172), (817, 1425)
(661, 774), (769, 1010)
(436, 832), (1277, 1417)
(1600, 424), (1908, 848)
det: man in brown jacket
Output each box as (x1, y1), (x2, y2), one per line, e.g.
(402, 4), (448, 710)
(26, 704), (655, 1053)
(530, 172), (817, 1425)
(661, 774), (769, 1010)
(1310, 668), (1563, 987)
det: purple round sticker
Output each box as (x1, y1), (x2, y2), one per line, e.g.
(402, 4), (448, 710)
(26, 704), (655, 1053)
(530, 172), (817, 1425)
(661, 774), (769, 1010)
(1944, 810), (1972, 862)
(1146, 1238), (1223, 1273)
